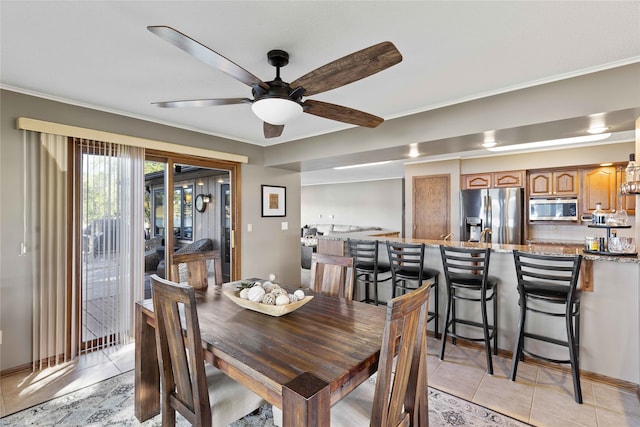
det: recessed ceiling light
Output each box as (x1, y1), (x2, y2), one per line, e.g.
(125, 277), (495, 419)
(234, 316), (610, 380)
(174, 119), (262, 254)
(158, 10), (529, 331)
(587, 126), (609, 134)
(487, 133), (612, 152)
(334, 161), (392, 170)
(482, 130), (497, 148)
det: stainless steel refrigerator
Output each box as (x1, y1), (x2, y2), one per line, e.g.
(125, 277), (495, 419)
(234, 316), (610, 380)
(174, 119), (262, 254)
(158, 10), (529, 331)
(460, 187), (524, 244)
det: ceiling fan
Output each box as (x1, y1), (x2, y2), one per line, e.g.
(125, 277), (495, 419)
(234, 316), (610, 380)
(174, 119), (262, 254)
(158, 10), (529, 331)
(147, 26), (403, 139)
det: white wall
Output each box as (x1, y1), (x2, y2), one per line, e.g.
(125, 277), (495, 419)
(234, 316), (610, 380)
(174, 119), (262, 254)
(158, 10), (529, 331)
(301, 179), (403, 232)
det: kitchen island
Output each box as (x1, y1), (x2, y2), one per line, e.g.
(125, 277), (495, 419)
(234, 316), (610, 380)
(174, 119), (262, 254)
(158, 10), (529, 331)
(317, 235), (640, 389)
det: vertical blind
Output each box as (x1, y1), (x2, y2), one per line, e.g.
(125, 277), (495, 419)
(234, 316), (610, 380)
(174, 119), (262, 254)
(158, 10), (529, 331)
(76, 138), (145, 353)
(28, 132), (73, 369)
(27, 131), (144, 369)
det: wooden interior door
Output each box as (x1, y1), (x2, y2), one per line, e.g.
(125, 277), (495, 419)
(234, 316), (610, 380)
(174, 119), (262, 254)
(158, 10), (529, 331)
(413, 174), (450, 239)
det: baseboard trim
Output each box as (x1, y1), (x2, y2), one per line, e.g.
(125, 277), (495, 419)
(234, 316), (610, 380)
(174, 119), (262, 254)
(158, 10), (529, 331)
(1, 361), (32, 378)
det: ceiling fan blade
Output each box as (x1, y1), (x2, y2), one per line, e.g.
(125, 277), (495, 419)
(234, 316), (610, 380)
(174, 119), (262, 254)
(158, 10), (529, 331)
(152, 98), (251, 108)
(290, 42), (402, 96)
(264, 122), (285, 138)
(303, 99), (384, 128)
(147, 26), (269, 90)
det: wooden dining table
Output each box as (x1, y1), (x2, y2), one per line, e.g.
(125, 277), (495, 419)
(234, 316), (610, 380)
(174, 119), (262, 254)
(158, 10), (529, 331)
(134, 280), (386, 426)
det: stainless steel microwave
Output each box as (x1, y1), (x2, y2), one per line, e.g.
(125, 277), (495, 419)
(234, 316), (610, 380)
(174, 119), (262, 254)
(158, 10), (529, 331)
(529, 198), (578, 221)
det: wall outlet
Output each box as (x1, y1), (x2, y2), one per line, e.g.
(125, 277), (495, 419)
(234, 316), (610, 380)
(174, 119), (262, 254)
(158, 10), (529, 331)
(0, 330), (3, 345)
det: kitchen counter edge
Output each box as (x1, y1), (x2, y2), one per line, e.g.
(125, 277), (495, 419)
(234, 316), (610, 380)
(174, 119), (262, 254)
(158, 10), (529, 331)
(317, 235), (640, 263)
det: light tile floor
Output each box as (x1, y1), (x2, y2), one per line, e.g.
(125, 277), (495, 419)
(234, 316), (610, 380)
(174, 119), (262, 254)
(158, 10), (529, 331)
(1, 337), (639, 426)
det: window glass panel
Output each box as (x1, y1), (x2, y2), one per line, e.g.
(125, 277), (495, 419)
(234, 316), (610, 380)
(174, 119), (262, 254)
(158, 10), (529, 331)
(154, 189), (165, 237)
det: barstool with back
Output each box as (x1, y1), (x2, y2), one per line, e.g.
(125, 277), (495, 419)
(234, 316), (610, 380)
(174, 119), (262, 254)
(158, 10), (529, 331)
(510, 250), (583, 403)
(345, 238), (391, 305)
(386, 241), (440, 337)
(439, 245), (498, 374)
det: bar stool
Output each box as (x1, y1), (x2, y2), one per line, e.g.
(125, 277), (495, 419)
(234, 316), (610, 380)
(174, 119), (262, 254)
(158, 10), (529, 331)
(345, 239), (391, 305)
(386, 241), (440, 337)
(439, 245), (498, 374)
(510, 251), (583, 403)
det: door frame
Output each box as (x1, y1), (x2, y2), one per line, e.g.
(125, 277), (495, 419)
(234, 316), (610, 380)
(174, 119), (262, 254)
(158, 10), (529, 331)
(146, 150), (242, 281)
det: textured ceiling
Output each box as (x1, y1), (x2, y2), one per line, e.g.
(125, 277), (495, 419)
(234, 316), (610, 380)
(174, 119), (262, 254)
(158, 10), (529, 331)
(2, 1), (639, 184)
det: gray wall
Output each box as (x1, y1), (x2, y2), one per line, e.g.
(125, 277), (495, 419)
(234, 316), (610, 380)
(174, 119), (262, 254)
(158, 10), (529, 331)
(301, 179), (403, 232)
(0, 89), (301, 371)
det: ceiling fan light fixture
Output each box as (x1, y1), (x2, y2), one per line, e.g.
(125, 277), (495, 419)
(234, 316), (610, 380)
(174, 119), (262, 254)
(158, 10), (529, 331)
(251, 98), (303, 125)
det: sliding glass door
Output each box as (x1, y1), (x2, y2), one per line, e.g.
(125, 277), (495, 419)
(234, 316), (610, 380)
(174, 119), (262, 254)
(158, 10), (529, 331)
(142, 154), (238, 293)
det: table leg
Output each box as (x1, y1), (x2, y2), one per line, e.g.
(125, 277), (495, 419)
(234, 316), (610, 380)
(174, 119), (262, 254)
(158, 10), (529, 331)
(134, 303), (160, 421)
(282, 372), (330, 427)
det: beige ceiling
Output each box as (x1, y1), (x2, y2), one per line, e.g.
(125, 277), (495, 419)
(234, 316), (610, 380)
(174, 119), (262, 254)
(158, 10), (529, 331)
(2, 1), (639, 184)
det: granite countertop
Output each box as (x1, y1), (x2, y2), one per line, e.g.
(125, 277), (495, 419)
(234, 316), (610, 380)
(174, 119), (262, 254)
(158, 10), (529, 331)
(318, 234), (640, 264)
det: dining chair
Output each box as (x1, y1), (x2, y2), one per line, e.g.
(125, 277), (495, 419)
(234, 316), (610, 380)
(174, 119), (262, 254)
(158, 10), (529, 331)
(150, 274), (265, 426)
(272, 279), (430, 426)
(309, 252), (355, 300)
(345, 238), (392, 305)
(510, 251), (583, 403)
(170, 250), (223, 289)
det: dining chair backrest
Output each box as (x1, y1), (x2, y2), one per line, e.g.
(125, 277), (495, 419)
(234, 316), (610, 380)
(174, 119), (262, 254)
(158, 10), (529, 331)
(439, 245), (491, 285)
(309, 252), (355, 300)
(372, 280), (430, 426)
(150, 274), (212, 426)
(386, 241), (426, 282)
(512, 251), (583, 301)
(346, 238), (378, 270)
(170, 250), (223, 289)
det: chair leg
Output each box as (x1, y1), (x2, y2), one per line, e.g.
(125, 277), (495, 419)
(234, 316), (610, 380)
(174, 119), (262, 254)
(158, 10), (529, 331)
(363, 273), (371, 303)
(439, 285), (452, 360)
(432, 276), (439, 338)
(451, 288), (457, 346)
(373, 274), (379, 305)
(492, 288), (498, 355)
(510, 297), (526, 381)
(567, 302), (583, 404)
(481, 289), (493, 375)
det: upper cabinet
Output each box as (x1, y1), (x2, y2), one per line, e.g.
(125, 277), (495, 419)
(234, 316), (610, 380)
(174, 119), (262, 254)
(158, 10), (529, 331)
(582, 166), (635, 216)
(528, 170), (579, 197)
(462, 173), (491, 189)
(582, 167), (615, 212)
(462, 170), (524, 190)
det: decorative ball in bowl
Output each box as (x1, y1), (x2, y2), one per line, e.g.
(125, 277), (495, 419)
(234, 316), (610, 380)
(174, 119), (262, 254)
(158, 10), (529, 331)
(223, 280), (313, 317)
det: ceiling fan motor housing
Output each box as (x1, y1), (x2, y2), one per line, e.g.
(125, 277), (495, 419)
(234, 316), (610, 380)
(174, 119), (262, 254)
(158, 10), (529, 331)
(148, 26), (402, 137)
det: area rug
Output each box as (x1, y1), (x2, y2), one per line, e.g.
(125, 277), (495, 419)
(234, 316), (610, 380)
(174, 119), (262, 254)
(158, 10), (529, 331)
(0, 371), (530, 426)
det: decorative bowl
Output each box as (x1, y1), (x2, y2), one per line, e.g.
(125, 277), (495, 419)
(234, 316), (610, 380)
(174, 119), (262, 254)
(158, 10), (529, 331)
(223, 289), (313, 317)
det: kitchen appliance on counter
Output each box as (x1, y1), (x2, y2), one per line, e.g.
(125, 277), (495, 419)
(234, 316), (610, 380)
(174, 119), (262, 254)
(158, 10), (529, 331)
(460, 187), (524, 244)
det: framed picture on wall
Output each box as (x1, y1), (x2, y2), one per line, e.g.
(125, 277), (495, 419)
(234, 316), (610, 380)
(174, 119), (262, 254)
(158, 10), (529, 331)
(261, 185), (286, 217)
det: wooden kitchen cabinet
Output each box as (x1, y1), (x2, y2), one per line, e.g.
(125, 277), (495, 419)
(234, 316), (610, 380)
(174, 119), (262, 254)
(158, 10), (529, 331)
(494, 170), (525, 188)
(462, 173), (491, 189)
(582, 166), (635, 215)
(582, 167), (616, 212)
(461, 170), (524, 189)
(529, 170), (579, 196)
